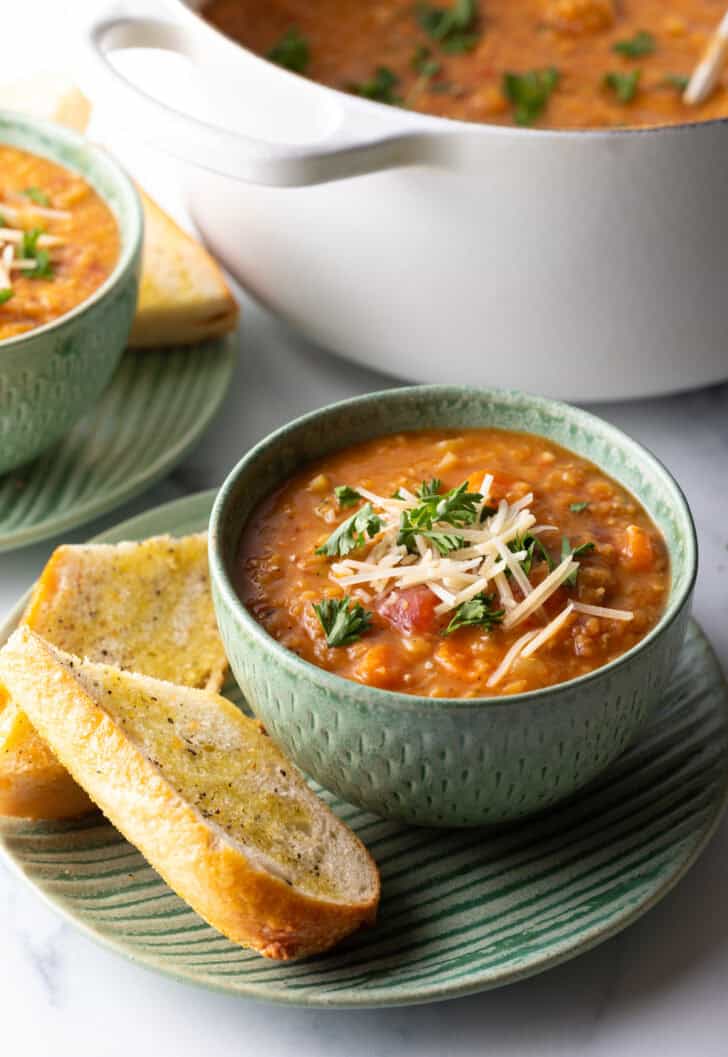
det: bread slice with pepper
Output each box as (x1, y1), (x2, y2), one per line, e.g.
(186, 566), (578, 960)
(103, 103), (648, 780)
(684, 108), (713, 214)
(0, 628), (380, 960)
(0, 533), (227, 819)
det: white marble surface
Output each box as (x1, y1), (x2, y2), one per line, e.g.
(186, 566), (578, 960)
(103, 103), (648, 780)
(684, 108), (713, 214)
(2, 5), (728, 1055)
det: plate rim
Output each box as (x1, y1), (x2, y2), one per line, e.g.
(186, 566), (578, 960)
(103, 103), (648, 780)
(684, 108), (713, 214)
(1, 490), (727, 1008)
(0, 338), (237, 553)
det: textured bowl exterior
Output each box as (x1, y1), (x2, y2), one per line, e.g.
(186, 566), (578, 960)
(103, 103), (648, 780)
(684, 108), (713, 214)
(210, 387), (698, 827)
(0, 114), (142, 474)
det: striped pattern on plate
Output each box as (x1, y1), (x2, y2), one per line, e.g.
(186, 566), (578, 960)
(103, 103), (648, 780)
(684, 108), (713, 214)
(0, 492), (726, 1008)
(0, 341), (235, 552)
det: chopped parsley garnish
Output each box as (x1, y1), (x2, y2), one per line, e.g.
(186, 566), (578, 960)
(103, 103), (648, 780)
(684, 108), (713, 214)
(604, 69), (641, 103)
(267, 28), (310, 73)
(416, 0), (480, 54)
(412, 45), (442, 78)
(502, 67), (560, 126)
(664, 73), (689, 91)
(348, 67), (402, 105)
(334, 485), (362, 509)
(444, 592), (504, 636)
(21, 227), (53, 279)
(480, 504), (498, 520)
(561, 537), (596, 586)
(397, 479), (481, 554)
(402, 524), (466, 555)
(612, 30), (655, 59)
(22, 187), (50, 206)
(316, 502), (382, 557)
(429, 481), (483, 526)
(313, 597), (373, 647)
(0, 289), (14, 305)
(509, 532), (555, 575)
(569, 501), (590, 513)
(417, 478), (443, 499)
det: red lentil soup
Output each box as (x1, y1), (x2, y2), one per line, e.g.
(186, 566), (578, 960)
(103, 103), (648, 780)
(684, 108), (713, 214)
(204, 0), (728, 129)
(0, 146), (119, 342)
(237, 429), (670, 698)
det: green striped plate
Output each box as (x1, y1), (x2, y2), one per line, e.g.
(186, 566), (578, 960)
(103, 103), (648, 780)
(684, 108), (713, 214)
(1, 491), (727, 1008)
(0, 340), (236, 552)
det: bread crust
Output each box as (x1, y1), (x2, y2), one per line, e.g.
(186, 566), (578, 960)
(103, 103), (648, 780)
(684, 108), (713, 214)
(0, 629), (379, 960)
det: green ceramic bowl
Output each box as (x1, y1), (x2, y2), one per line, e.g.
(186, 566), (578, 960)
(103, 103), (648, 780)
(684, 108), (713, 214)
(210, 386), (697, 827)
(0, 112), (142, 474)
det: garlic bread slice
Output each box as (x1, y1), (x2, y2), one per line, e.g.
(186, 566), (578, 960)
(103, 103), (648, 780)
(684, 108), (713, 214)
(0, 533), (227, 819)
(0, 628), (380, 960)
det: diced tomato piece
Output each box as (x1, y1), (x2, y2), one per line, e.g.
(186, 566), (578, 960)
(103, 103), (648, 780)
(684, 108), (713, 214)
(378, 587), (440, 635)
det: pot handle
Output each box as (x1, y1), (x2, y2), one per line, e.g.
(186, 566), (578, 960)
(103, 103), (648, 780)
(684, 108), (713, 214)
(84, 13), (444, 187)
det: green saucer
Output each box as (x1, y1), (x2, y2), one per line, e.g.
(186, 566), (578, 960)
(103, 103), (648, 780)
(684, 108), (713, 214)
(0, 492), (726, 1008)
(0, 340), (235, 551)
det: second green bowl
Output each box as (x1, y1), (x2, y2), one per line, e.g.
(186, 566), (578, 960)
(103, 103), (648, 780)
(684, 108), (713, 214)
(0, 112), (142, 475)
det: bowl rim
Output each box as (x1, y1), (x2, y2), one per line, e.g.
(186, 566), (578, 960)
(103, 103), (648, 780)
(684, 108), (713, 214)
(209, 384), (698, 712)
(0, 110), (143, 353)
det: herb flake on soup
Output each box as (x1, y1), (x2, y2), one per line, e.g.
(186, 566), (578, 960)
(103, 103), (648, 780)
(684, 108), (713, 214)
(0, 146), (119, 341)
(203, 0), (726, 129)
(237, 429), (670, 698)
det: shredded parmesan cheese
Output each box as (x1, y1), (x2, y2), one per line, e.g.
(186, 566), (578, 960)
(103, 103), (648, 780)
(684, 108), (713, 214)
(573, 601), (634, 621)
(502, 555), (579, 630)
(323, 476), (606, 651)
(487, 630), (539, 687)
(521, 603), (575, 657)
(0, 200), (71, 221)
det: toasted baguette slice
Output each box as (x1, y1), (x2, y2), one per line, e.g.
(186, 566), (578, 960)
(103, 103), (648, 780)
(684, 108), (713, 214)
(128, 189), (238, 348)
(0, 73), (92, 132)
(0, 533), (227, 819)
(0, 629), (380, 960)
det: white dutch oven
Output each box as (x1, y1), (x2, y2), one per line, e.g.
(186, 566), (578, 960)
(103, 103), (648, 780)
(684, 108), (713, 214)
(85, 1), (728, 400)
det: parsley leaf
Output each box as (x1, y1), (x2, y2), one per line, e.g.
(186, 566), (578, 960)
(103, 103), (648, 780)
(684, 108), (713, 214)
(267, 28), (310, 73)
(444, 592), (504, 636)
(21, 227), (54, 279)
(0, 289), (14, 305)
(31, 249), (53, 278)
(604, 69), (641, 103)
(664, 73), (688, 91)
(313, 597), (373, 647)
(416, 0), (480, 53)
(561, 536), (596, 586)
(569, 501), (590, 513)
(412, 45), (442, 78)
(417, 528), (466, 555)
(432, 481), (483, 526)
(22, 187), (50, 206)
(348, 67), (402, 105)
(334, 485), (362, 508)
(398, 480), (481, 553)
(316, 502), (382, 557)
(417, 478), (443, 499)
(21, 227), (42, 256)
(502, 67), (560, 126)
(509, 532), (555, 575)
(613, 30), (655, 58)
